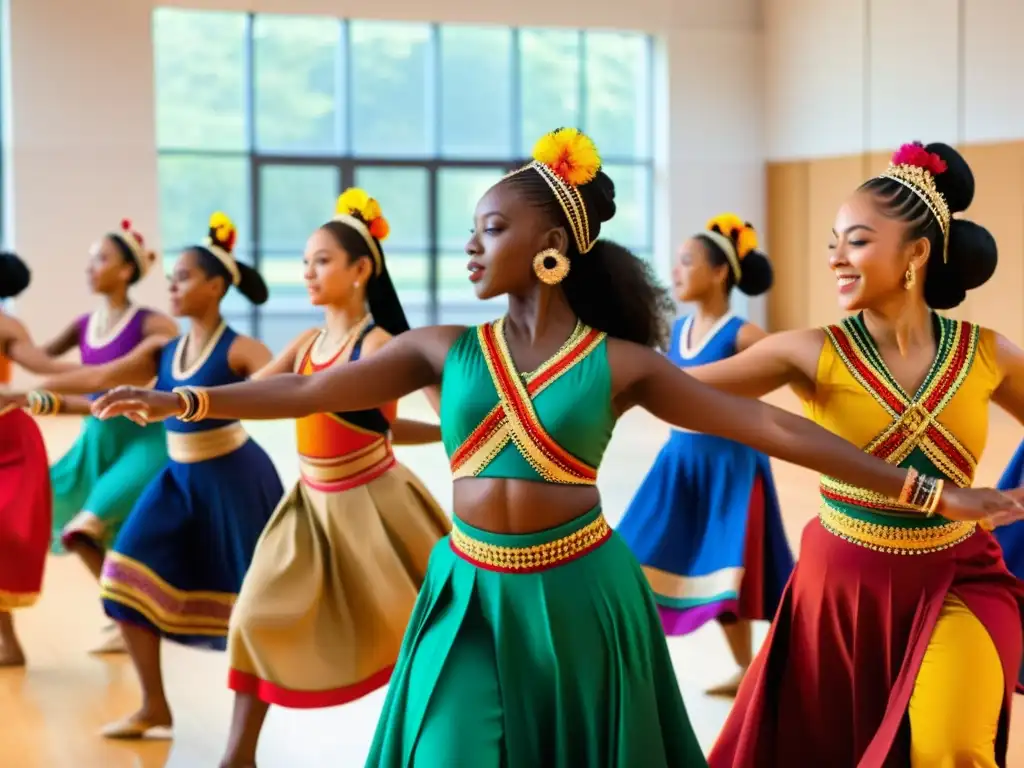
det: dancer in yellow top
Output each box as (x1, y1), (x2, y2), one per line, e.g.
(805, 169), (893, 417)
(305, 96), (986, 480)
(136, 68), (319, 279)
(704, 142), (1024, 767)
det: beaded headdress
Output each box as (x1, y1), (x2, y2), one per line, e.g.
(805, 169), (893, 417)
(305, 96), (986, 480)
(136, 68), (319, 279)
(701, 214), (759, 281)
(876, 143), (951, 262)
(505, 128), (602, 254)
(204, 212), (241, 285)
(332, 187), (390, 276)
(109, 219), (153, 278)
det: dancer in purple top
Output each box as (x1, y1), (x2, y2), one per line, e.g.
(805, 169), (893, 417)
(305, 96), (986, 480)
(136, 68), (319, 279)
(34, 221), (176, 652)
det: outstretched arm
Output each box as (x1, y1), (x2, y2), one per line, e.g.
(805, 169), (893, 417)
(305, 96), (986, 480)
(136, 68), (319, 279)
(41, 318), (82, 357)
(391, 418), (441, 445)
(92, 326), (464, 423)
(687, 328), (823, 400)
(37, 335), (168, 394)
(611, 339), (1022, 524)
(0, 315), (79, 375)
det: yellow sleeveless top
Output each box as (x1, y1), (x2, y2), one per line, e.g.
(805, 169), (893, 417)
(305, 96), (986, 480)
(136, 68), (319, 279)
(800, 313), (1003, 552)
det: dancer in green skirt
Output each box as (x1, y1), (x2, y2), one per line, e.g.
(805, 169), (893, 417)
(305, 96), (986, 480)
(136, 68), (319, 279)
(90, 129), (1023, 767)
(36, 221), (176, 653)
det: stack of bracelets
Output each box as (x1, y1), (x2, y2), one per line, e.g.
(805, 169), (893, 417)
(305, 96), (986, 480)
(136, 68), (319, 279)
(172, 385), (210, 423)
(27, 389), (63, 416)
(898, 466), (945, 517)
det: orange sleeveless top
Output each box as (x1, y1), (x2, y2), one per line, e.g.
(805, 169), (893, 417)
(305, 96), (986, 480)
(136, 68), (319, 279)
(0, 353), (9, 386)
(294, 327), (397, 492)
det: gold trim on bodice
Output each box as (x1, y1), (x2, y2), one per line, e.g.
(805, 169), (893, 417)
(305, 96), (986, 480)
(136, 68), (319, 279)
(167, 422), (248, 463)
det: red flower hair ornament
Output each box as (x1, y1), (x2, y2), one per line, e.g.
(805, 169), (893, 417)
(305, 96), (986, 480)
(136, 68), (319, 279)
(891, 142), (947, 177)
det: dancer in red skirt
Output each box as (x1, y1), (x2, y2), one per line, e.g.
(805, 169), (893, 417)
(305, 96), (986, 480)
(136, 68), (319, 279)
(0, 252), (73, 665)
(696, 142), (1024, 766)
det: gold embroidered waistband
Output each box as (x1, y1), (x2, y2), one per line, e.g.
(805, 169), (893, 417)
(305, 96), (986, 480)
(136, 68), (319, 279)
(299, 438), (393, 484)
(819, 504), (976, 555)
(167, 423), (248, 464)
(449, 514), (611, 573)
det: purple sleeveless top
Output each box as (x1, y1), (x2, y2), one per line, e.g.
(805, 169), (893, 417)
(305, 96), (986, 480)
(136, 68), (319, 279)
(77, 307), (150, 365)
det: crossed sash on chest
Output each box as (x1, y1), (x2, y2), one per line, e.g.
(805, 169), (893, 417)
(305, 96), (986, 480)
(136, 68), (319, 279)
(449, 318), (606, 485)
(819, 316), (979, 514)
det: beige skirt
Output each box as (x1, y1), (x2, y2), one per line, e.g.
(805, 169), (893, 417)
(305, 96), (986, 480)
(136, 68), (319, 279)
(226, 462), (450, 708)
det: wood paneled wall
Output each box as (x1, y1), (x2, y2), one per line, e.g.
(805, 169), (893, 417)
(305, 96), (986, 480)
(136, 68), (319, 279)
(766, 142), (1024, 346)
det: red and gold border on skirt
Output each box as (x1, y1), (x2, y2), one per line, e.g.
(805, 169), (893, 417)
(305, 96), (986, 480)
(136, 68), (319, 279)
(449, 514), (611, 574)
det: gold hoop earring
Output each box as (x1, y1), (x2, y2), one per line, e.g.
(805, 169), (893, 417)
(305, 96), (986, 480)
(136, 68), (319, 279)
(533, 248), (570, 286)
(904, 264), (916, 290)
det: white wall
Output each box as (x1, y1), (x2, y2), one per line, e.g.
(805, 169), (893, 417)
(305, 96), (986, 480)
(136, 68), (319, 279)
(5, 0), (765, 360)
(765, 0), (1024, 160)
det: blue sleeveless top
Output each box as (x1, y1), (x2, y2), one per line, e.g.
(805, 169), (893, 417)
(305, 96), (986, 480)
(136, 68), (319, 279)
(668, 313), (745, 369)
(156, 323), (245, 434)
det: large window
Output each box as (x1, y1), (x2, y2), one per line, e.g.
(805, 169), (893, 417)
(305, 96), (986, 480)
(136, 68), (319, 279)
(154, 10), (654, 349)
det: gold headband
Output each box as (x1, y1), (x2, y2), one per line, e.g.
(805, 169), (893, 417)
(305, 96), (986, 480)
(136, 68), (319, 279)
(330, 214), (383, 276)
(202, 241), (241, 285)
(877, 163), (951, 262)
(505, 160), (594, 254)
(701, 231), (741, 281)
(110, 230), (151, 278)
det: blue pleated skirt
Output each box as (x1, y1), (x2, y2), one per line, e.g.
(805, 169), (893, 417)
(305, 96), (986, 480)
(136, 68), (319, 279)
(617, 430), (793, 635)
(99, 437), (283, 650)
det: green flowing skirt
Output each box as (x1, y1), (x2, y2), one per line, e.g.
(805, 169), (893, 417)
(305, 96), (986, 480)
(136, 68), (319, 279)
(51, 416), (168, 553)
(366, 505), (706, 767)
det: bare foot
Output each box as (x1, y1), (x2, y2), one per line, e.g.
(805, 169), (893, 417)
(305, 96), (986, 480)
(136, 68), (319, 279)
(705, 668), (747, 698)
(100, 707), (173, 740)
(0, 643), (25, 667)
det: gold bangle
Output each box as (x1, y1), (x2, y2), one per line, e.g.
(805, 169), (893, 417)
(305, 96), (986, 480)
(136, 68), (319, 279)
(193, 388), (211, 422)
(172, 386), (198, 421)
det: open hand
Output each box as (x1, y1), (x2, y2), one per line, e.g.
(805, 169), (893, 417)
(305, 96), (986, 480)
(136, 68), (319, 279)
(939, 486), (1024, 529)
(91, 387), (183, 425)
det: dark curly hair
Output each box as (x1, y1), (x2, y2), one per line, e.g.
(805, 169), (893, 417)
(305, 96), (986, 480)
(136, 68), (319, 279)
(500, 167), (673, 349)
(859, 142), (996, 310)
(319, 220), (410, 337)
(0, 252), (30, 299)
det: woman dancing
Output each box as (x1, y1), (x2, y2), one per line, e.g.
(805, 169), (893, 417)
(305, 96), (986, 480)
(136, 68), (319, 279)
(10, 213), (283, 738)
(688, 142), (1024, 767)
(220, 189), (450, 768)
(0, 252), (77, 666)
(43, 222), (176, 620)
(91, 130), (1023, 767)
(617, 214), (793, 697)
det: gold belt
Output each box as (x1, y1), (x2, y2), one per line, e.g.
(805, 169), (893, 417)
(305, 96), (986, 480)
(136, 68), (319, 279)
(449, 513), (611, 573)
(818, 504), (976, 555)
(167, 423), (248, 464)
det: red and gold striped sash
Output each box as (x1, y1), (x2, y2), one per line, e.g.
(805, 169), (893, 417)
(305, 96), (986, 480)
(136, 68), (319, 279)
(450, 319), (605, 484)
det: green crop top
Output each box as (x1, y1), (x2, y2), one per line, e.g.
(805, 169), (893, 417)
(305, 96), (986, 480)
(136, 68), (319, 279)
(440, 318), (616, 485)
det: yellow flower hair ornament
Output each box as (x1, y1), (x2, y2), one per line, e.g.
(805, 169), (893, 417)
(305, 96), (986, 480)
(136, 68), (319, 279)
(208, 211), (237, 254)
(204, 211), (241, 285)
(706, 213), (758, 260)
(336, 187), (390, 242)
(532, 128), (602, 187)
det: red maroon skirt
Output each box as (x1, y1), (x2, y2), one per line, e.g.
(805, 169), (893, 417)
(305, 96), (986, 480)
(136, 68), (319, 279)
(0, 409), (52, 609)
(709, 517), (1024, 767)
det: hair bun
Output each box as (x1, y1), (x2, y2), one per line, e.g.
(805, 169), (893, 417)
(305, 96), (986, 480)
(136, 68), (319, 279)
(737, 250), (773, 297)
(0, 251), (30, 299)
(585, 171), (617, 224)
(924, 218), (996, 310)
(925, 142), (974, 214)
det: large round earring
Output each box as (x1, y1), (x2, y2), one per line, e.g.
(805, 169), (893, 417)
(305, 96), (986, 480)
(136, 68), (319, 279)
(533, 248), (570, 286)
(904, 264), (916, 290)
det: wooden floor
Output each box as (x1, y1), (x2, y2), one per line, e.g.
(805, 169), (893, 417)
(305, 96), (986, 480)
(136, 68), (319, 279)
(3, 390), (1024, 767)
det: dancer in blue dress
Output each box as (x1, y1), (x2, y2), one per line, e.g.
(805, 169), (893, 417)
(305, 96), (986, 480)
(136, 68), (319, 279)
(617, 214), (795, 696)
(19, 213), (284, 739)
